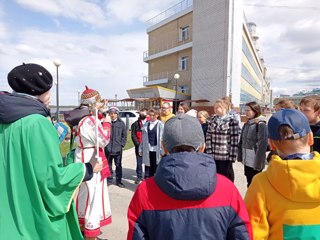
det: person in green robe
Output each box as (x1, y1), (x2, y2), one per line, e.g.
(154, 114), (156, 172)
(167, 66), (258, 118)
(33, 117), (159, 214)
(0, 63), (102, 240)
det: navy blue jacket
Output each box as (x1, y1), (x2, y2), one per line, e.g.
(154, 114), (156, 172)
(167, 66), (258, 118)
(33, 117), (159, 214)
(127, 152), (252, 240)
(105, 118), (127, 154)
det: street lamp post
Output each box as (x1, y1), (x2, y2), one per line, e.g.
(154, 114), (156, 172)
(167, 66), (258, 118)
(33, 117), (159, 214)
(53, 59), (62, 121)
(77, 90), (81, 106)
(174, 73), (180, 113)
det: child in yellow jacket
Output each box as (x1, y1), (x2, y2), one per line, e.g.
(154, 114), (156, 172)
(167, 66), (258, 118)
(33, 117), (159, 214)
(245, 109), (320, 240)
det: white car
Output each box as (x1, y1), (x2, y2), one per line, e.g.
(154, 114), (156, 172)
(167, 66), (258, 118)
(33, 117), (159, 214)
(119, 110), (139, 129)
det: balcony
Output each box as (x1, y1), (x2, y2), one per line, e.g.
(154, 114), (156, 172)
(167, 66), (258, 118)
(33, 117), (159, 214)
(146, 0), (193, 27)
(143, 71), (192, 88)
(143, 72), (170, 87)
(143, 39), (192, 62)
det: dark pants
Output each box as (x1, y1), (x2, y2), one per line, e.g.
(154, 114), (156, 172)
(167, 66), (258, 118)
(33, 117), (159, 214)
(106, 151), (123, 183)
(244, 166), (261, 187)
(145, 151), (157, 179)
(135, 154), (143, 179)
(215, 160), (234, 182)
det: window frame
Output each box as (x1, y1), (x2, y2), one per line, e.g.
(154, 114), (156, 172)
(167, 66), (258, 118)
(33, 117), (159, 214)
(179, 56), (189, 71)
(179, 26), (190, 41)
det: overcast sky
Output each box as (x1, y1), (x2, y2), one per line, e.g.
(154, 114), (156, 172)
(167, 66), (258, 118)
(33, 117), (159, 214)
(0, 0), (319, 105)
(244, 0), (320, 96)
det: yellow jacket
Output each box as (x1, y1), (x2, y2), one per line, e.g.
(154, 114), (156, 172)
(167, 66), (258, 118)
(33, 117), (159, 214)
(244, 152), (320, 240)
(160, 113), (175, 123)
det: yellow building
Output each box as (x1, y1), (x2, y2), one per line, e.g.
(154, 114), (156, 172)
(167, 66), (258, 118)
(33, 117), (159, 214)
(127, 0), (271, 112)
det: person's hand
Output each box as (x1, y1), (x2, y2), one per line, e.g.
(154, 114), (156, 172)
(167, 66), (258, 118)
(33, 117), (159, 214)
(89, 154), (103, 173)
(139, 152), (143, 157)
(99, 99), (109, 115)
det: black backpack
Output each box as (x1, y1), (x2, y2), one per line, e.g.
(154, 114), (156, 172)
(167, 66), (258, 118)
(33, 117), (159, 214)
(255, 120), (270, 152)
(63, 107), (90, 128)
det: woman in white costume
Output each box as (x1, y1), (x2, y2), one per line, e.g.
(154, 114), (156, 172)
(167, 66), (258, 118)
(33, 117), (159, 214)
(74, 86), (112, 240)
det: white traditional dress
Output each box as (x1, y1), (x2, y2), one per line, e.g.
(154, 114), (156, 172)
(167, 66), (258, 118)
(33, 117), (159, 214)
(74, 115), (112, 237)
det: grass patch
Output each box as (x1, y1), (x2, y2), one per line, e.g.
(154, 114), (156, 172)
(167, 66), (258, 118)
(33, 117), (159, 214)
(60, 131), (134, 157)
(124, 132), (134, 150)
(60, 141), (72, 158)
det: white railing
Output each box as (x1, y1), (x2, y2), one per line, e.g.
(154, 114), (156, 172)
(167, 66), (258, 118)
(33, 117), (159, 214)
(143, 71), (192, 85)
(143, 36), (192, 59)
(146, 0), (193, 26)
(143, 72), (170, 83)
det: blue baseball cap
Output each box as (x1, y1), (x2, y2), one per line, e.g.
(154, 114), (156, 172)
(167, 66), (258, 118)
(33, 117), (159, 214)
(268, 109), (310, 140)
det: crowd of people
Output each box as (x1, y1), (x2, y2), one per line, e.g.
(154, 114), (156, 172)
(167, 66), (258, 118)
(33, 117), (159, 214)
(1, 62), (320, 240)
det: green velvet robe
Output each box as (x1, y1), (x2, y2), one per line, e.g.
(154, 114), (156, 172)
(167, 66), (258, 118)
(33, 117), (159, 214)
(0, 114), (84, 239)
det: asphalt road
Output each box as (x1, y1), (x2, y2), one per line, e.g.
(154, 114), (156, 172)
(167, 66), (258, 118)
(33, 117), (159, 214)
(99, 148), (248, 240)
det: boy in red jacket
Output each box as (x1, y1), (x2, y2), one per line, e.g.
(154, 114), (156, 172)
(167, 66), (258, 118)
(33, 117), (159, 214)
(127, 114), (252, 240)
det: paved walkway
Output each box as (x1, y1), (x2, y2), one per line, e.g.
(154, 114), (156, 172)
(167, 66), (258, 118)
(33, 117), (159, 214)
(99, 148), (248, 240)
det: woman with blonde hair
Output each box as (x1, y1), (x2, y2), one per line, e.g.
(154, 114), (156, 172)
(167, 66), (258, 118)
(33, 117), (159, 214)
(197, 110), (210, 137)
(206, 99), (240, 182)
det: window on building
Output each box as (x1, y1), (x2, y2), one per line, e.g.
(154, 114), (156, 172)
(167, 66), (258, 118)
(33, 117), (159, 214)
(179, 85), (189, 94)
(179, 56), (189, 71)
(179, 26), (189, 41)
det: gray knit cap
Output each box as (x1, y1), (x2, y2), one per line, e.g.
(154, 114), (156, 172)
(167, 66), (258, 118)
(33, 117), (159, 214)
(163, 114), (205, 153)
